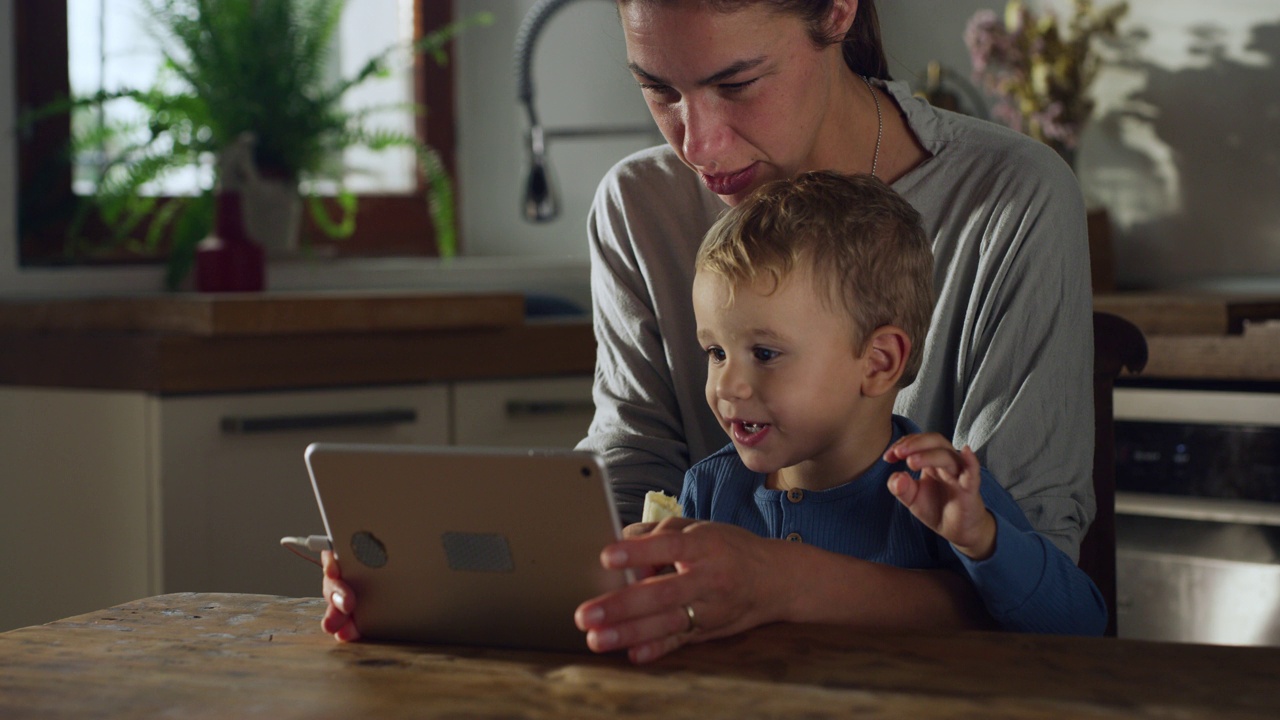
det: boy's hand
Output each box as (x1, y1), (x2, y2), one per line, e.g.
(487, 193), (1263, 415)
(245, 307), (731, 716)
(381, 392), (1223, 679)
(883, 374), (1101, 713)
(883, 433), (997, 561)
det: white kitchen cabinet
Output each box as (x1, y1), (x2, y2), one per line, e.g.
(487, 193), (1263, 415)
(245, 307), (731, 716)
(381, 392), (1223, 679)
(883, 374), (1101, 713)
(1, 384), (450, 631)
(452, 377), (595, 449)
(1, 377), (596, 632)
(154, 386), (451, 600)
(1, 388), (153, 632)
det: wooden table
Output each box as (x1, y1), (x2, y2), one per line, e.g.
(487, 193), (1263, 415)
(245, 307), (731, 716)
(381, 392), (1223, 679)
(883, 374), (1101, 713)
(2, 594), (1279, 719)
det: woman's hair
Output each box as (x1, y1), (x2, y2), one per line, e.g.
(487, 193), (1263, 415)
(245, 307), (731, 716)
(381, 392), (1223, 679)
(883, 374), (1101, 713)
(696, 171), (934, 385)
(617, 1), (889, 80)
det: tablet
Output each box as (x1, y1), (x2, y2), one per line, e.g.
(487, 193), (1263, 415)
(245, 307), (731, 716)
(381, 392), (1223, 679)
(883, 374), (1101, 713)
(305, 443), (630, 652)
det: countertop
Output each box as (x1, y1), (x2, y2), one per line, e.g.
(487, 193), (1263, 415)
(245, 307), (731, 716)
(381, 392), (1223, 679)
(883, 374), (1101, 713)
(0, 292), (594, 393)
(3, 592), (1279, 719)
(0, 291), (528, 335)
(1093, 292), (1280, 383)
(2, 291), (1277, 393)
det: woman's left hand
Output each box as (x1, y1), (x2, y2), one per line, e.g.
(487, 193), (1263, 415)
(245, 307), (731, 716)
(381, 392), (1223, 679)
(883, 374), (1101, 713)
(574, 518), (787, 664)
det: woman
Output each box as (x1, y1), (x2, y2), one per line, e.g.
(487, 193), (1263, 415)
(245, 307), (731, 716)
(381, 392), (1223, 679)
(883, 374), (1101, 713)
(324, 0), (1094, 663)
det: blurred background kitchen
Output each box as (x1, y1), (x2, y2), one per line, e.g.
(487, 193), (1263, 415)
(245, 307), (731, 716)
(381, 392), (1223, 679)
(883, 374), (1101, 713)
(1, 1), (1277, 645)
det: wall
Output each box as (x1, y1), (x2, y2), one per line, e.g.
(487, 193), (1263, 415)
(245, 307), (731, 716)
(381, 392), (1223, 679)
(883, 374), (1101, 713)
(455, 0), (658, 260)
(2, 1), (1278, 296)
(878, 0), (1280, 291)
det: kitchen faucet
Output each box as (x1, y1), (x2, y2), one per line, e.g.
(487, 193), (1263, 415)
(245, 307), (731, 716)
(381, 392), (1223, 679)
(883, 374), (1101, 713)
(515, 0), (658, 222)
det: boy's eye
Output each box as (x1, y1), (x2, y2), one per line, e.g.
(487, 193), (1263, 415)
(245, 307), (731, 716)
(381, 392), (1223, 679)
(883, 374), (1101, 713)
(706, 346), (726, 363)
(753, 347), (780, 363)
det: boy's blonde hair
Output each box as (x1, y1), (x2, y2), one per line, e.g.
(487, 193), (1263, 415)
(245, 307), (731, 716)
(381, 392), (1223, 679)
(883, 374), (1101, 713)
(696, 171), (935, 386)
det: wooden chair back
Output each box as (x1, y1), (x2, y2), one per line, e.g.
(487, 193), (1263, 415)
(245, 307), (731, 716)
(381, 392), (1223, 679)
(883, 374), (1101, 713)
(1079, 311), (1148, 637)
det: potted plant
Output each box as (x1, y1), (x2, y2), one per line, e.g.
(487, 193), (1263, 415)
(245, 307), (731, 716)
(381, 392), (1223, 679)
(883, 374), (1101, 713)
(26, 0), (490, 289)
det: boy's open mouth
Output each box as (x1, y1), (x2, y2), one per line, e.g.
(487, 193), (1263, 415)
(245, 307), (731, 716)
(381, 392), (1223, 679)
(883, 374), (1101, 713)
(733, 420), (772, 446)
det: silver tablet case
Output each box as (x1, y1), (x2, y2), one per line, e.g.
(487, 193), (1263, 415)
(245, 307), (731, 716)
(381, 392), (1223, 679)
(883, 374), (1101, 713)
(305, 443), (629, 652)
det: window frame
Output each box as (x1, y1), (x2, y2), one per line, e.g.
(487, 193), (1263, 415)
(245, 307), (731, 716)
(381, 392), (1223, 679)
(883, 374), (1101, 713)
(14, 1), (456, 266)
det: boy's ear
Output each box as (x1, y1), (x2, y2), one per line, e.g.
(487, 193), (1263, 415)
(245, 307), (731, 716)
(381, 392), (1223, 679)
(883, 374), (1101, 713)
(859, 325), (910, 398)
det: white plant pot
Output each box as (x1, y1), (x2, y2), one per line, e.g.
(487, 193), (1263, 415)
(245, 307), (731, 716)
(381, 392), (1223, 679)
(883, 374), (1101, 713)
(241, 175), (303, 258)
(218, 134), (303, 258)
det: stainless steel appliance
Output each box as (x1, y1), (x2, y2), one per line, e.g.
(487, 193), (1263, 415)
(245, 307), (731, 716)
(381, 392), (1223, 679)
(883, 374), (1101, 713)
(1114, 387), (1280, 646)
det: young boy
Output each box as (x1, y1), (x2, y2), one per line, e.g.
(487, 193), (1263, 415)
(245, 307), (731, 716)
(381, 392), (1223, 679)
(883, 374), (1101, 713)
(683, 171), (1106, 636)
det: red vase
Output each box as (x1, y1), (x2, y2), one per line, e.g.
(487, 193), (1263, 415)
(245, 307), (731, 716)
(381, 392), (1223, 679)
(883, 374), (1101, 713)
(195, 191), (266, 292)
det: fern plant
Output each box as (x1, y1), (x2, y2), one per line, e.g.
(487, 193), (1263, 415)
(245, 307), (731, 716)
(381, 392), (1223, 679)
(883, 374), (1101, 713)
(28, 0), (489, 289)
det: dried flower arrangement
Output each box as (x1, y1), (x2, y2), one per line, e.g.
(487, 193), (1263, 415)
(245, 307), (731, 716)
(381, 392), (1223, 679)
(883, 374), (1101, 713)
(965, 0), (1127, 163)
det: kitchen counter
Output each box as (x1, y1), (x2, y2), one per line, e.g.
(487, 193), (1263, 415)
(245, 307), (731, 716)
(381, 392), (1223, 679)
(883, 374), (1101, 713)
(4, 291), (1278, 393)
(1093, 292), (1280, 383)
(0, 292), (595, 393)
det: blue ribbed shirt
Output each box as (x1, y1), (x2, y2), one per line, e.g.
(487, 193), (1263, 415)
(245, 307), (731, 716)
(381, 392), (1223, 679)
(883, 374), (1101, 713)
(679, 416), (1107, 636)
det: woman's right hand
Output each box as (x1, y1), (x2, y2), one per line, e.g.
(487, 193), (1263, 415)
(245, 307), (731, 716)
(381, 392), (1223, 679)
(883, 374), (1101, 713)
(320, 549), (361, 642)
(575, 518), (790, 663)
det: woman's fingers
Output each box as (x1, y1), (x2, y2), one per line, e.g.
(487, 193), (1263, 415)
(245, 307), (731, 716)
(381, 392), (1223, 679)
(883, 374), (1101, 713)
(321, 601), (361, 641)
(580, 590), (697, 654)
(321, 550), (354, 611)
(320, 549), (360, 641)
(622, 516), (696, 539)
(576, 520), (783, 664)
(622, 521), (657, 539)
(597, 520), (703, 572)
(576, 559), (696, 630)
(576, 524), (729, 658)
(627, 631), (687, 664)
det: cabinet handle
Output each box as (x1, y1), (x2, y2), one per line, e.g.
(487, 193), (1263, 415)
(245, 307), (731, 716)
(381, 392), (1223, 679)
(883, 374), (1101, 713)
(504, 400), (595, 418)
(220, 408), (418, 434)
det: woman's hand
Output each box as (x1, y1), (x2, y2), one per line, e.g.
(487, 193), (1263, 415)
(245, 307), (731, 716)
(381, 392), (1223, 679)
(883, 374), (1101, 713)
(320, 549), (361, 642)
(884, 433), (996, 560)
(574, 518), (789, 664)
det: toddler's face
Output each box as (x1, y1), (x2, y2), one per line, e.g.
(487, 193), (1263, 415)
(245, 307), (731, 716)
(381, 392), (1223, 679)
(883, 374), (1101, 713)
(692, 265), (875, 479)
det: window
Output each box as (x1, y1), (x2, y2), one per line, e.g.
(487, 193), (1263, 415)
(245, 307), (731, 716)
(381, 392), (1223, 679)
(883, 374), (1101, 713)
(15, 1), (456, 265)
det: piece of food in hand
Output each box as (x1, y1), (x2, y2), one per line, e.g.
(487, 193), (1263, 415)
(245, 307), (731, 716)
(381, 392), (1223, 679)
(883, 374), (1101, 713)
(641, 491), (683, 523)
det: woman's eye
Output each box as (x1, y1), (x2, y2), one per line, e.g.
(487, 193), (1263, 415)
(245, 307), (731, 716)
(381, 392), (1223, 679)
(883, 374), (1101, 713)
(640, 83), (679, 101)
(753, 347), (780, 363)
(720, 78), (758, 93)
(706, 346), (726, 363)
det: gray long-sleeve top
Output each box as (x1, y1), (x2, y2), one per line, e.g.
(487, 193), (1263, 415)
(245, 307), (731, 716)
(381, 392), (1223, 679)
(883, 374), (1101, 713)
(577, 79), (1095, 561)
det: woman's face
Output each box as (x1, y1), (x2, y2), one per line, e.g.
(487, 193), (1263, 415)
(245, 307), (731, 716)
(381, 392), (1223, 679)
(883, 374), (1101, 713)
(620, 1), (856, 206)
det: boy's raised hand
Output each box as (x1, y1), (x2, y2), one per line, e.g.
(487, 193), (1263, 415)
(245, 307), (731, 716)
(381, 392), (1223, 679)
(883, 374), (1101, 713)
(883, 433), (997, 561)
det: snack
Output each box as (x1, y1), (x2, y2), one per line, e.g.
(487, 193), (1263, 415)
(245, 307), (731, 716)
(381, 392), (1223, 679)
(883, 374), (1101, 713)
(641, 491), (683, 523)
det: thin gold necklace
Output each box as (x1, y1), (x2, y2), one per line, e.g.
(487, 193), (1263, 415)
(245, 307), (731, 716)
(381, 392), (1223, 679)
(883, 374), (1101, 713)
(861, 75), (883, 179)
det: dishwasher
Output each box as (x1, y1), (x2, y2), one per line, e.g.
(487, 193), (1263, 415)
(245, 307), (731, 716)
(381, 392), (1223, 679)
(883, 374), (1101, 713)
(1113, 386), (1280, 646)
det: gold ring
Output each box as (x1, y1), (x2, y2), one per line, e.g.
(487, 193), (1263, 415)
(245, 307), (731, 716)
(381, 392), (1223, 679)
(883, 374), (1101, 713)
(682, 603), (697, 633)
